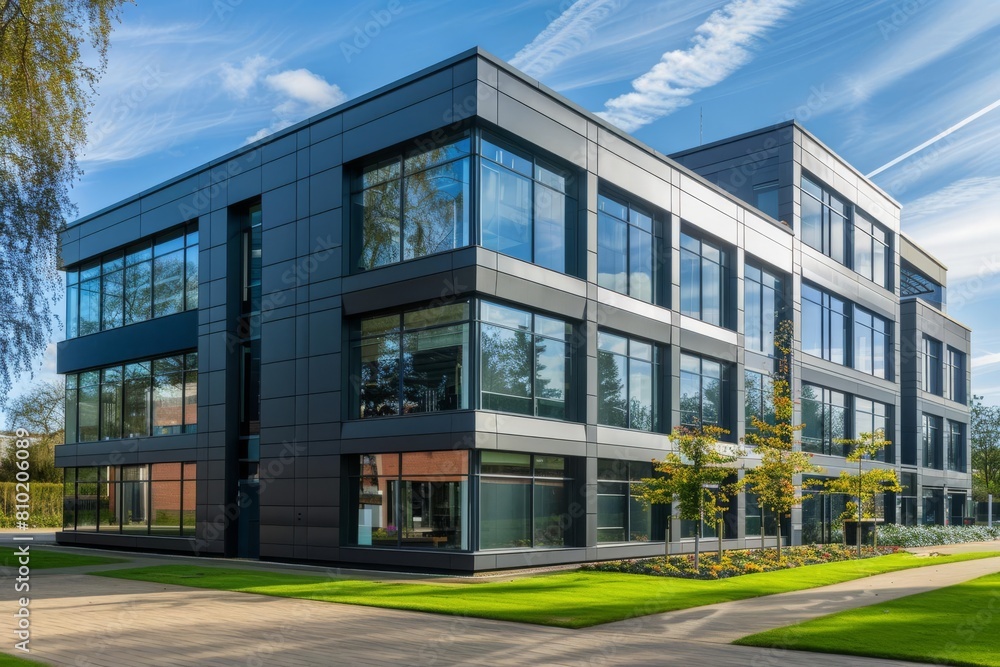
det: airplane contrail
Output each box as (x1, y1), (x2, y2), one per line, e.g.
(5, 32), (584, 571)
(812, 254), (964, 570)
(867, 97), (1000, 178)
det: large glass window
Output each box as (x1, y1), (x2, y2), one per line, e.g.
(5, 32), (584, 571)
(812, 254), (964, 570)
(681, 472), (738, 539)
(855, 397), (891, 463)
(152, 356), (184, 435)
(480, 133), (576, 273)
(65, 353), (196, 443)
(597, 332), (655, 431)
(679, 353), (726, 431)
(800, 175), (848, 264)
(65, 222), (198, 337)
(800, 384), (847, 456)
(746, 491), (791, 539)
(597, 193), (656, 302)
(680, 232), (728, 327)
(479, 451), (574, 549)
(947, 421), (966, 472)
(348, 451), (469, 550)
(853, 307), (890, 379)
(744, 370), (774, 436)
(596, 459), (655, 543)
(354, 135), (471, 270)
(943, 347), (965, 403)
(854, 212), (889, 288)
(61, 462), (196, 535)
(77, 370), (100, 443)
(802, 283), (847, 365)
(99, 367), (122, 441)
(744, 263), (783, 354)
(352, 303), (470, 418)
(479, 302), (571, 420)
(922, 336), (942, 395)
(922, 413), (942, 469)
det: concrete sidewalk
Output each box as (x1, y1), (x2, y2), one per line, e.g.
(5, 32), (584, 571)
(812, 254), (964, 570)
(4, 547), (999, 666)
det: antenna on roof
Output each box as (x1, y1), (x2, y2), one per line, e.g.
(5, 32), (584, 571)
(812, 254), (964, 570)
(699, 107), (703, 145)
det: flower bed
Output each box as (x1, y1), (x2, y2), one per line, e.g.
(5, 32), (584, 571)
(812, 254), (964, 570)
(878, 524), (1000, 547)
(582, 544), (900, 580)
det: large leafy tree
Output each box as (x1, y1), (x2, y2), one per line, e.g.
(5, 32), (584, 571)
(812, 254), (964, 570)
(738, 319), (822, 559)
(1, 380), (63, 482)
(0, 0), (128, 405)
(633, 424), (738, 569)
(971, 396), (1000, 501)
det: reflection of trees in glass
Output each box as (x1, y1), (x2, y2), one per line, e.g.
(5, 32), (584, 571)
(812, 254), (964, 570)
(358, 177), (401, 269)
(404, 158), (468, 259)
(598, 350), (627, 427)
(153, 252), (185, 318)
(480, 323), (565, 418)
(124, 257), (152, 325)
(480, 326), (533, 414)
(357, 138), (470, 270)
(359, 334), (402, 417)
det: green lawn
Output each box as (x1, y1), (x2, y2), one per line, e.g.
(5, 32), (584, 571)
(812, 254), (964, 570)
(0, 547), (127, 570)
(735, 571), (1000, 666)
(0, 652), (46, 666)
(95, 551), (996, 628)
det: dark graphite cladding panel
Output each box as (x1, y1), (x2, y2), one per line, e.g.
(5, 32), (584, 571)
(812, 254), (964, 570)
(53, 47), (971, 571)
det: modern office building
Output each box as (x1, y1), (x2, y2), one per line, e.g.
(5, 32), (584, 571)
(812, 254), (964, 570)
(54, 48), (972, 571)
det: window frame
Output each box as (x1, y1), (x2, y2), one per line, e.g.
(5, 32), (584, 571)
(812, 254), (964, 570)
(65, 222), (199, 339)
(65, 352), (198, 444)
(744, 261), (784, 355)
(680, 230), (730, 328)
(800, 174), (849, 264)
(596, 330), (657, 431)
(679, 352), (729, 435)
(596, 189), (660, 304)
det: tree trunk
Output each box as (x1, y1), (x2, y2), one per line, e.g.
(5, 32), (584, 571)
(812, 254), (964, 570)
(718, 519), (723, 563)
(694, 533), (700, 571)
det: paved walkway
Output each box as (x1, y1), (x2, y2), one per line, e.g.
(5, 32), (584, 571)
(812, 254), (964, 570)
(1, 542), (999, 666)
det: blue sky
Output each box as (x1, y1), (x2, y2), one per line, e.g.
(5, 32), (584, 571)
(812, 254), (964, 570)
(9, 0), (1000, 423)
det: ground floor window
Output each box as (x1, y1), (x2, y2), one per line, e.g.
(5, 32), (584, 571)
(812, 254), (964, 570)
(680, 473), (738, 539)
(800, 481), (848, 544)
(479, 451), (576, 549)
(743, 493), (791, 538)
(62, 462), (196, 536)
(596, 459), (655, 543)
(922, 487), (944, 525)
(348, 451), (469, 550)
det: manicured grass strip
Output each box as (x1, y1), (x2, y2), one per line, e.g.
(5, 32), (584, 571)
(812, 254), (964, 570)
(0, 547), (127, 570)
(735, 571), (1000, 667)
(0, 652), (47, 666)
(94, 552), (996, 629)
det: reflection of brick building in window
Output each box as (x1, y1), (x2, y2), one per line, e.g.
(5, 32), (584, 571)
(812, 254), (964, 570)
(360, 451), (468, 547)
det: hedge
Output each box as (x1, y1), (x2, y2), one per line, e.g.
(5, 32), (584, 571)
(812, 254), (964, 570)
(0, 482), (63, 528)
(878, 523), (1000, 547)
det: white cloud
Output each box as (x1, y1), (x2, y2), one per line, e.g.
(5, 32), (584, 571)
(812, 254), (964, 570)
(902, 177), (1000, 295)
(244, 68), (347, 144)
(905, 176), (1000, 221)
(264, 69), (347, 112)
(220, 55), (274, 99)
(510, 0), (625, 80)
(597, 0), (796, 132)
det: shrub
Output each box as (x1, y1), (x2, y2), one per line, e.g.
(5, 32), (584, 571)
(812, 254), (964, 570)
(582, 544), (900, 579)
(878, 524), (1000, 547)
(0, 482), (63, 528)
